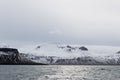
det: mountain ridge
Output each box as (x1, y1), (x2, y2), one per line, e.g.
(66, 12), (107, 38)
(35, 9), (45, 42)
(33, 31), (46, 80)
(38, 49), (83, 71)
(0, 43), (120, 65)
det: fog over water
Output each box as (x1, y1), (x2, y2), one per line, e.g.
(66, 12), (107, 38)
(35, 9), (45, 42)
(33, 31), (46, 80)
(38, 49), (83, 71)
(0, 0), (120, 47)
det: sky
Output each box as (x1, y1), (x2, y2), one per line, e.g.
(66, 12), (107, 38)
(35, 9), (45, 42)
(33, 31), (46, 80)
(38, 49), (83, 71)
(0, 0), (120, 47)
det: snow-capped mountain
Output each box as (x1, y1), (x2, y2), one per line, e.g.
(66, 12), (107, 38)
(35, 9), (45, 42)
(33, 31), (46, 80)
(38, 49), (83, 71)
(18, 43), (120, 64)
(19, 44), (90, 57)
(1, 43), (120, 64)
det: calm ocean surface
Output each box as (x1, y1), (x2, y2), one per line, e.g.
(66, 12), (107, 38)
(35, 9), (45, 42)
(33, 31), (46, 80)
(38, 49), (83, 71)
(0, 65), (120, 80)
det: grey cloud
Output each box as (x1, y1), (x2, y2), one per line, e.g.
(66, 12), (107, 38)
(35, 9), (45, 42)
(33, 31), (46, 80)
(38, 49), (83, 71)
(0, 0), (120, 47)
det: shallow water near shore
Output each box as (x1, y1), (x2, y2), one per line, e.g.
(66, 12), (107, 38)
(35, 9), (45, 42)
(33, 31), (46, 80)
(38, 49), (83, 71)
(0, 65), (120, 80)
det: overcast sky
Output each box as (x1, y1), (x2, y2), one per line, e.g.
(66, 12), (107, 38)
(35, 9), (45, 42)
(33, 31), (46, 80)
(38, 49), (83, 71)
(0, 0), (120, 47)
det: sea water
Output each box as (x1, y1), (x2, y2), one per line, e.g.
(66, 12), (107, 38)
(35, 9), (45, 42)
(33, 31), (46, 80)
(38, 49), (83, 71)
(0, 65), (120, 80)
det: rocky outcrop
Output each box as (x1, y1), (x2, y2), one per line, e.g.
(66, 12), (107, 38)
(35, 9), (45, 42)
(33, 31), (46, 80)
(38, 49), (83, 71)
(55, 56), (103, 65)
(36, 46), (41, 50)
(58, 45), (88, 52)
(54, 56), (120, 65)
(116, 51), (120, 54)
(79, 46), (88, 51)
(0, 48), (19, 64)
(0, 48), (19, 53)
(0, 48), (46, 65)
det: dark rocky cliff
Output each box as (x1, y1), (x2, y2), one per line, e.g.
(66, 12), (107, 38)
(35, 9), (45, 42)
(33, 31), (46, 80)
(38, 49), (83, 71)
(0, 48), (46, 65)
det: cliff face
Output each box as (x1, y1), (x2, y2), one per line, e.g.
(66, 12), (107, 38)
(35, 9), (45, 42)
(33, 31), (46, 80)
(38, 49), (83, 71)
(0, 48), (19, 64)
(0, 48), (19, 54)
(0, 48), (45, 65)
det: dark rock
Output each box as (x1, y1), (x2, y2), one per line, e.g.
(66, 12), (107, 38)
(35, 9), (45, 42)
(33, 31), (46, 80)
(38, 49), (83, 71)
(36, 46), (41, 49)
(55, 56), (104, 65)
(66, 45), (76, 51)
(0, 48), (19, 63)
(79, 46), (88, 51)
(66, 49), (72, 52)
(116, 51), (120, 54)
(0, 48), (19, 54)
(0, 48), (46, 65)
(58, 46), (65, 49)
(66, 45), (72, 48)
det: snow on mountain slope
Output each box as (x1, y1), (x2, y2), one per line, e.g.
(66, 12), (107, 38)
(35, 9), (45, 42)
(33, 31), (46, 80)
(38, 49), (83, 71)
(19, 44), (87, 58)
(19, 43), (120, 58)
(1, 43), (120, 64)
